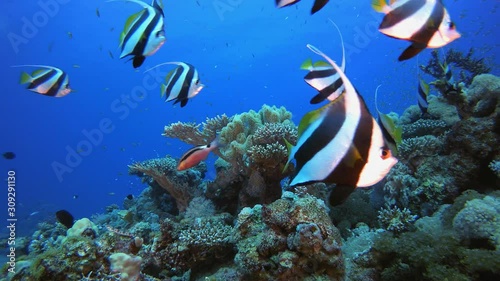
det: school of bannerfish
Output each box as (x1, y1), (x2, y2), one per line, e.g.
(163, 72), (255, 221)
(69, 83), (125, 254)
(12, 0), (461, 204)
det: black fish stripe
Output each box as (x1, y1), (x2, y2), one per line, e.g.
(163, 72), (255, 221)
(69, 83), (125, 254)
(28, 69), (57, 90)
(410, 1), (444, 44)
(180, 145), (205, 162)
(294, 99), (347, 182)
(319, 76), (343, 96)
(311, 0), (329, 14)
(176, 64), (195, 102)
(122, 9), (151, 54)
(45, 73), (67, 97)
(324, 92), (374, 186)
(379, 0), (426, 29)
(165, 66), (184, 100)
(132, 11), (161, 56)
(311, 78), (344, 104)
(304, 68), (337, 80)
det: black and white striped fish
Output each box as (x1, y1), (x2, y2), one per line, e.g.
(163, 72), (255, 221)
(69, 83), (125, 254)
(14, 65), (72, 97)
(372, 0), (461, 61)
(301, 19), (345, 104)
(275, 0), (330, 14)
(285, 45), (398, 206)
(146, 62), (204, 108)
(111, 0), (166, 68)
(417, 77), (430, 115)
(177, 137), (219, 171)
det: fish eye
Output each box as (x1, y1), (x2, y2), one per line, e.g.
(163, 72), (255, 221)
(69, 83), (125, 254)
(448, 22), (455, 29)
(156, 30), (165, 37)
(380, 148), (391, 160)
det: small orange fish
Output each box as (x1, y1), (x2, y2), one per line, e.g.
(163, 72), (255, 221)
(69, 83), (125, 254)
(177, 137), (219, 171)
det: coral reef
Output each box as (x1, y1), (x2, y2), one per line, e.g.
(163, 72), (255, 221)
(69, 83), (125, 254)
(128, 156), (206, 212)
(162, 104), (297, 214)
(377, 205), (417, 233)
(234, 192), (345, 280)
(4, 71), (500, 281)
(380, 73), (500, 217)
(420, 48), (492, 86)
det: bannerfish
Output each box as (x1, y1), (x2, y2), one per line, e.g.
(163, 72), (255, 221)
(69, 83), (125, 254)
(275, 0), (330, 15)
(177, 137), (219, 171)
(375, 85), (402, 156)
(440, 59), (453, 83)
(285, 44), (398, 206)
(3, 152), (16, 160)
(13, 65), (72, 97)
(55, 209), (74, 229)
(372, 0), (461, 61)
(110, 0), (166, 68)
(145, 62), (204, 108)
(301, 19), (345, 104)
(418, 77), (430, 115)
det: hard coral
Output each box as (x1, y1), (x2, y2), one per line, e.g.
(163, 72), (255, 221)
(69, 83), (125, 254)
(128, 156), (205, 212)
(234, 193), (345, 280)
(453, 195), (500, 249)
(377, 205), (417, 233)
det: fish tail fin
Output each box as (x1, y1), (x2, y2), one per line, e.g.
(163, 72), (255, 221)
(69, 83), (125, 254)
(210, 133), (222, 149)
(300, 58), (313, 70)
(160, 84), (167, 99)
(19, 72), (32, 84)
(371, 0), (387, 12)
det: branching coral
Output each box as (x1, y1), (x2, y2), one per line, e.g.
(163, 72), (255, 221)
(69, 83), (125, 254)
(420, 48), (491, 85)
(162, 104), (297, 213)
(402, 119), (449, 139)
(128, 156), (204, 212)
(378, 205), (417, 233)
(163, 114), (231, 146)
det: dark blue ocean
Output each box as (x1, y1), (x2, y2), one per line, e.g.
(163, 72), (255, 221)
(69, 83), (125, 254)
(0, 0), (498, 237)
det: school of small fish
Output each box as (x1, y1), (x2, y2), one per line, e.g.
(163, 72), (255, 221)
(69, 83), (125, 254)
(12, 0), (463, 204)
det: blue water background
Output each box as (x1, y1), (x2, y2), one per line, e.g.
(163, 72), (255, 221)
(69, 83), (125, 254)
(0, 0), (498, 236)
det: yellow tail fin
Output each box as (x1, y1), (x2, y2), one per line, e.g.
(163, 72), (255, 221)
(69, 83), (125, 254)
(371, 0), (387, 12)
(19, 72), (32, 84)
